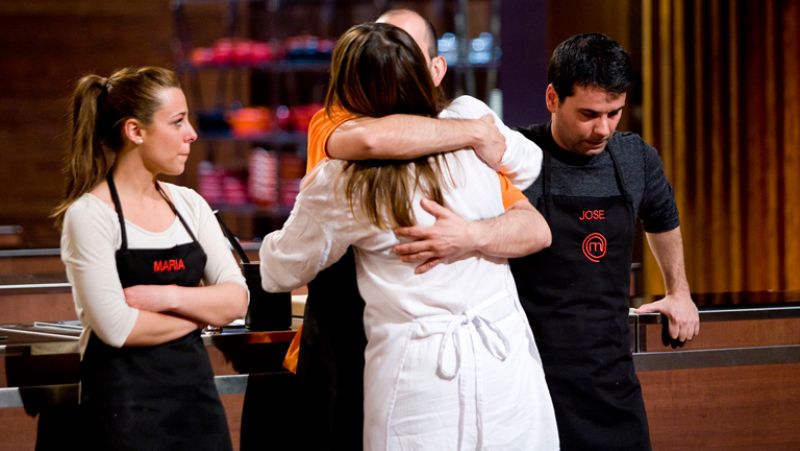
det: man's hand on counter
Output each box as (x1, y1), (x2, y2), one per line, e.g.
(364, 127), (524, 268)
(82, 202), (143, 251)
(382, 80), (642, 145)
(634, 292), (700, 344)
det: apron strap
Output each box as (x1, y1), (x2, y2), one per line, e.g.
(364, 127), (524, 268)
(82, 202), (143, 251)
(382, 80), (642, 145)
(606, 145), (629, 197)
(106, 172), (128, 250)
(154, 181), (200, 243)
(106, 172), (200, 248)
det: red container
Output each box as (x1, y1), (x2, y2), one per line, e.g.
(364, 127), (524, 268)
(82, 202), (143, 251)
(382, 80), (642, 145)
(227, 107), (272, 137)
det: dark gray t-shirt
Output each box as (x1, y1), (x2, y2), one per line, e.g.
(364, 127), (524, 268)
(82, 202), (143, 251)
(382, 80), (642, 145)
(516, 122), (680, 233)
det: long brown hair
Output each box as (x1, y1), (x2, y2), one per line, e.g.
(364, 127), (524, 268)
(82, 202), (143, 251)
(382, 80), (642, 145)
(52, 66), (181, 226)
(325, 22), (449, 229)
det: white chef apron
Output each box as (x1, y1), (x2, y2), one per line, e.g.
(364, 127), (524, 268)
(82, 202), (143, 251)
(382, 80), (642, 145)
(363, 291), (560, 451)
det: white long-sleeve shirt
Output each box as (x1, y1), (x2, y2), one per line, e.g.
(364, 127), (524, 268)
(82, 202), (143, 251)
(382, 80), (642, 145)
(442, 96), (542, 191)
(61, 183), (246, 355)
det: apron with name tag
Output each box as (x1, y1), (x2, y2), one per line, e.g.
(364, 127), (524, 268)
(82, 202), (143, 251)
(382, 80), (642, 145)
(79, 173), (232, 451)
(511, 148), (651, 450)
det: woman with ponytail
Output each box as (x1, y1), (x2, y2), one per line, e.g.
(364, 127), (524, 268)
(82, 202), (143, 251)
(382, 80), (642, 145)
(259, 23), (558, 450)
(55, 67), (247, 450)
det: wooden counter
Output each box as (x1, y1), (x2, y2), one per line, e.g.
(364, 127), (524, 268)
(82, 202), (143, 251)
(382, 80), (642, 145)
(634, 304), (800, 450)
(0, 277), (305, 451)
(0, 324), (299, 451)
(2, 275), (800, 450)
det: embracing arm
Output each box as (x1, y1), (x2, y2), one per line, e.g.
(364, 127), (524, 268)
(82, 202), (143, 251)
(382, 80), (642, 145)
(441, 96), (543, 190)
(393, 198), (551, 274)
(327, 113), (506, 161)
(325, 97), (541, 190)
(634, 226), (700, 342)
(471, 199), (551, 256)
(259, 163), (354, 291)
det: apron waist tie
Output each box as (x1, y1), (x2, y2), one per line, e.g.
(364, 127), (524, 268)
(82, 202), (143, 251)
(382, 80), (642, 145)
(415, 294), (512, 381)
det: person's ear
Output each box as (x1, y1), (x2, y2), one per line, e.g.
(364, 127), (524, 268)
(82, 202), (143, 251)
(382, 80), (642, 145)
(430, 55), (447, 87)
(123, 118), (145, 146)
(545, 84), (559, 113)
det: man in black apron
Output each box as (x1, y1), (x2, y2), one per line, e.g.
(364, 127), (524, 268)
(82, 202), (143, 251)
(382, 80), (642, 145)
(79, 173), (232, 450)
(511, 33), (700, 450)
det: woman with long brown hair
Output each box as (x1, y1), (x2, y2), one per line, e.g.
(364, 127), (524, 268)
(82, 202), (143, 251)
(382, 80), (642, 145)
(55, 66), (247, 450)
(260, 23), (558, 449)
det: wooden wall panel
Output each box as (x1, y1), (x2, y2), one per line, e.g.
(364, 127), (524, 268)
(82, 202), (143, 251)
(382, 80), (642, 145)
(0, 0), (174, 247)
(727, 1), (744, 292)
(640, 363), (800, 450)
(0, 408), (38, 451)
(642, 0), (800, 297)
(0, 255), (64, 276)
(0, 290), (76, 323)
(783, 1), (800, 290)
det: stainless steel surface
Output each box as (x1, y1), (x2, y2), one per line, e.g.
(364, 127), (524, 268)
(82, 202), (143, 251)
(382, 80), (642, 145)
(634, 344), (800, 371)
(0, 323), (295, 356)
(0, 326), (79, 341)
(0, 248), (60, 258)
(0, 387), (24, 409)
(630, 305), (800, 326)
(695, 305), (800, 321)
(215, 374), (249, 395)
(0, 375), (252, 409)
(0, 282), (70, 293)
(0, 324), (80, 356)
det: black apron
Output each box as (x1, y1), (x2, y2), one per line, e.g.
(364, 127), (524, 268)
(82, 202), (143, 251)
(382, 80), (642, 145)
(238, 250), (365, 451)
(79, 173), (232, 451)
(296, 248), (366, 451)
(511, 148), (651, 451)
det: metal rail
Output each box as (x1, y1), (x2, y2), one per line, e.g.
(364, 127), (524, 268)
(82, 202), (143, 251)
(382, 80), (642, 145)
(0, 374), (250, 409)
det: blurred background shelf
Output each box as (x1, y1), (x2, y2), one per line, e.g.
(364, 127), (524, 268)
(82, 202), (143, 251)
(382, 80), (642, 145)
(171, 0), (502, 241)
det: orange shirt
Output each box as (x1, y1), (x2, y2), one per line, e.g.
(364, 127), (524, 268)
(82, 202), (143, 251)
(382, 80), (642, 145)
(306, 107), (357, 172)
(497, 171), (526, 208)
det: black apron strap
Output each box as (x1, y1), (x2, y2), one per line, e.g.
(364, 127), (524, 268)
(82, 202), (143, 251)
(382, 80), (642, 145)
(107, 173), (200, 248)
(155, 181), (200, 243)
(606, 145), (629, 198)
(106, 172), (128, 250)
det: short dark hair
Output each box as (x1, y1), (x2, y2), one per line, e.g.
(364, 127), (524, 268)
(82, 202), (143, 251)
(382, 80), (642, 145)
(547, 33), (633, 101)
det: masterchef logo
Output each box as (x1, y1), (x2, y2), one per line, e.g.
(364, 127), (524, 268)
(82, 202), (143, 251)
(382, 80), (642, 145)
(581, 232), (607, 263)
(153, 258), (186, 273)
